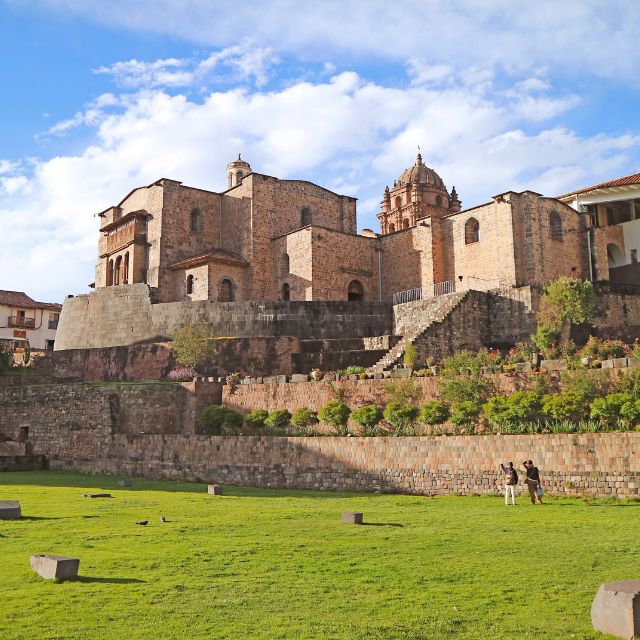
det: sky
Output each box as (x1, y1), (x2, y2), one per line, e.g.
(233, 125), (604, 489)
(1, 0), (640, 302)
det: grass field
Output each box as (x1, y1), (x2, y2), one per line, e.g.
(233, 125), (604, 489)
(1, 471), (638, 639)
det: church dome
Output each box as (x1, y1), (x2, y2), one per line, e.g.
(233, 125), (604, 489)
(395, 153), (446, 189)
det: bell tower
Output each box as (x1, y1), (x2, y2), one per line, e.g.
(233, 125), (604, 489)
(226, 154), (251, 189)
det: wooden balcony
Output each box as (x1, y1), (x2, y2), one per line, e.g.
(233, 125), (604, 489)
(105, 219), (146, 255)
(8, 316), (35, 328)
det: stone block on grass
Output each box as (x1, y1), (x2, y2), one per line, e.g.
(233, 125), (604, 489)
(291, 374), (310, 383)
(30, 555), (80, 580)
(341, 512), (363, 525)
(208, 484), (224, 495)
(0, 500), (21, 520)
(591, 579), (640, 639)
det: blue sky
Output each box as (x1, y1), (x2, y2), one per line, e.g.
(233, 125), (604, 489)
(1, 0), (640, 302)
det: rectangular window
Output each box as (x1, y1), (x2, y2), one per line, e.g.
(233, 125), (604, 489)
(48, 313), (59, 330)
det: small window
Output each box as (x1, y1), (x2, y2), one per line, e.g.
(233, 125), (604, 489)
(402, 218), (410, 229)
(190, 209), (202, 233)
(388, 223), (396, 233)
(48, 313), (59, 330)
(45, 340), (55, 351)
(281, 283), (290, 301)
(282, 253), (290, 274)
(464, 218), (479, 244)
(549, 211), (563, 241)
(301, 207), (312, 226)
(347, 280), (364, 302)
(186, 274), (194, 294)
(395, 196), (402, 209)
(219, 278), (234, 302)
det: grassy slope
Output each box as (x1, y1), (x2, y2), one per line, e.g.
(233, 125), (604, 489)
(0, 471), (637, 640)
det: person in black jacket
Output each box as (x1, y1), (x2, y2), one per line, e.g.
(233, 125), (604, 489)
(523, 460), (542, 504)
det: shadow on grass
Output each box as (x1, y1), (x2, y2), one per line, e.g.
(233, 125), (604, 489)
(361, 522), (404, 527)
(76, 576), (145, 584)
(20, 516), (65, 521)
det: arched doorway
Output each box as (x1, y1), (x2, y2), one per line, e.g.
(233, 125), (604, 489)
(219, 278), (234, 302)
(114, 256), (122, 285)
(281, 283), (290, 301)
(347, 280), (364, 301)
(607, 243), (626, 268)
(186, 274), (194, 295)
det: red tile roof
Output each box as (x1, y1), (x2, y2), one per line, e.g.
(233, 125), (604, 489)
(0, 290), (62, 311)
(557, 172), (640, 199)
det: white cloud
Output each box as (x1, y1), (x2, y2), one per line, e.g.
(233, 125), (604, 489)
(1, 63), (638, 301)
(93, 41), (279, 90)
(35, 0), (640, 83)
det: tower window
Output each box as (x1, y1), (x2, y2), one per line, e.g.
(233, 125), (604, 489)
(388, 223), (396, 233)
(281, 283), (290, 301)
(282, 253), (290, 274)
(395, 196), (402, 209)
(464, 218), (480, 244)
(186, 274), (194, 294)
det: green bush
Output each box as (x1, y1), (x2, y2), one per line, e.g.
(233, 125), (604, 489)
(351, 404), (384, 436)
(620, 398), (640, 427)
(532, 323), (560, 351)
(449, 401), (479, 427)
(198, 405), (243, 435)
(383, 378), (423, 404)
(590, 393), (631, 427)
(618, 369), (640, 399)
(318, 400), (351, 435)
(419, 401), (450, 425)
(579, 336), (628, 361)
(244, 409), (269, 429)
(505, 341), (536, 364)
(265, 409), (292, 431)
(171, 323), (218, 369)
(561, 369), (608, 407)
(439, 374), (494, 405)
(543, 392), (584, 421)
(403, 343), (416, 369)
(383, 402), (419, 435)
(442, 350), (484, 376)
(341, 366), (366, 376)
(291, 407), (319, 429)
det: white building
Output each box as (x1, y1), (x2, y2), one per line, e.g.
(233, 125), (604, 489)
(0, 290), (62, 352)
(559, 172), (640, 284)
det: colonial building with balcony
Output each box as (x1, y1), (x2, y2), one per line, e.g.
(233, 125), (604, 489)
(0, 290), (62, 352)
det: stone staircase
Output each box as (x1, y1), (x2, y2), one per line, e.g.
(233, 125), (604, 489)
(367, 291), (469, 374)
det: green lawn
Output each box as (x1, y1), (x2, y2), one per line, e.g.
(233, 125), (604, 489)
(1, 471), (637, 640)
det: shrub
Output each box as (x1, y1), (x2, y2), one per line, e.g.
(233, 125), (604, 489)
(538, 276), (597, 331)
(542, 392), (584, 422)
(482, 391), (542, 428)
(403, 343), (416, 369)
(244, 409), (269, 429)
(532, 324), (560, 352)
(619, 369), (640, 399)
(505, 341), (536, 364)
(449, 401), (479, 427)
(383, 402), (419, 435)
(561, 369), (608, 406)
(419, 401), (450, 425)
(351, 404), (384, 436)
(579, 336), (629, 361)
(442, 350), (483, 376)
(383, 378), (423, 404)
(590, 393), (631, 427)
(620, 398), (640, 427)
(166, 366), (198, 381)
(341, 365), (367, 376)
(439, 374), (494, 406)
(171, 323), (218, 369)
(477, 347), (502, 368)
(198, 405), (243, 435)
(264, 409), (292, 431)
(318, 400), (351, 435)
(291, 407), (319, 429)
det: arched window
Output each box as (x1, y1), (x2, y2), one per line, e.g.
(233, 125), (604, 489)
(388, 223), (396, 233)
(123, 252), (129, 284)
(464, 218), (480, 244)
(190, 209), (202, 233)
(235, 171), (243, 185)
(607, 243), (626, 268)
(281, 283), (290, 301)
(549, 211), (563, 241)
(436, 195), (443, 208)
(402, 218), (410, 229)
(219, 278), (234, 302)
(347, 280), (364, 302)
(186, 274), (194, 295)
(301, 207), (312, 226)
(395, 196), (402, 209)
(282, 253), (290, 274)
(114, 256), (122, 285)
(107, 259), (114, 286)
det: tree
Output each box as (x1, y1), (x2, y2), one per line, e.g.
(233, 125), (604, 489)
(403, 343), (416, 369)
(318, 400), (351, 435)
(536, 277), (596, 347)
(171, 323), (217, 369)
(351, 404), (384, 435)
(383, 402), (419, 435)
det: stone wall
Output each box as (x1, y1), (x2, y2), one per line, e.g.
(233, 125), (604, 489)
(51, 433), (640, 498)
(55, 284), (393, 350)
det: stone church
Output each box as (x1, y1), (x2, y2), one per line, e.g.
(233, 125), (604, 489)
(95, 152), (622, 306)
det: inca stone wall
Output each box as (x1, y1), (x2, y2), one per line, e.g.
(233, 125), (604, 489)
(55, 284), (393, 350)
